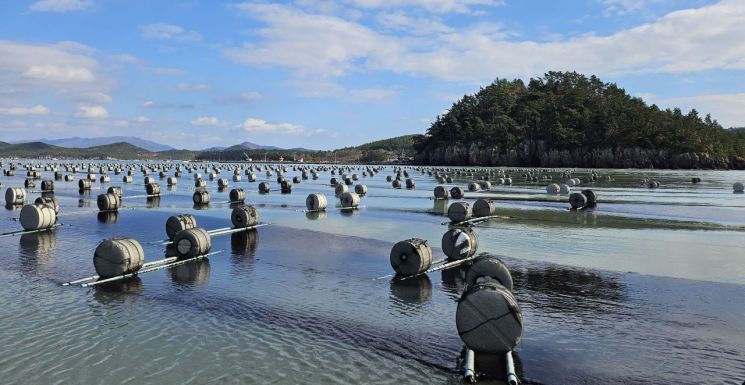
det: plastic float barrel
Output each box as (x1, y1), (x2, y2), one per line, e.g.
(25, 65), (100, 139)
(335, 184), (348, 197)
(231, 205), (259, 228)
(450, 186), (465, 199)
(389, 238), (433, 276)
(34, 196), (59, 215)
(218, 178), (229, 188)
(167, 176), (178, 186)
(405, 179), (416, 189)
(97, 193), (121, 212)
(41, 180), (54, 191)
(447, 202), (472, 223)
(465, 254), (513, 291)
(195, 179), (206, 188)
(5, 187), (26, 205)
(229, 188), (246, 202)
(280, 180), (292, 194)
(559, 184), (571, 195)
(258, 182), (271, 193)
(441, 227), (479, 260)
(306, 193), (328, 211)
(166, 214), (197, 241)
(340, 192), (361, 208)
(354, 184), (368, 195)
(99, 175), (110, 183)
(581, 189), (598, 208)
(391, 179), (401, 189)
(145, 183), (160, 196)
(107, 186), (123, 199)
(173, 227), (212, 258)
(122, 176), (133, 183)
(19, 203), (57, 231)
(144, 176), (155, 185)
(546, 183), (560, 194)
(733, 182), (744, 193)
(64, 175), (74, 182)
(473, 198), (496, 218)
(93, 237), (145, 278)
(193, 190), (210, 205)
(434, 186), (449, 199)
(569, 192), (587, 209)
(468, 182), (480, 192)
(456, 279), (522, 354)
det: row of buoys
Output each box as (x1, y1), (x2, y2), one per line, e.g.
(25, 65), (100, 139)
(569, 189), (597, 210)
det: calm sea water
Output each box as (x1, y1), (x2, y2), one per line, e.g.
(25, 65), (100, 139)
(0, 161), (744, 385)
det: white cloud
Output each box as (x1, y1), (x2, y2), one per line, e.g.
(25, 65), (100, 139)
(657, 93), (745, 128)
(344, 0), (503, 14)
(141, 23), (203, 42)
(79, 92), (112, 104)
(143, 101), (155, 107)
(376, 11), (453, 35)
(23, 65), (94, 82)
(110, 54), (139, 63)
(75, 105), (108, 119)
(113, 119), (129, 127)
(175, 82), (210, 92)
(227, 1), (745, 83)
(241, 117), (307, 134)
(133, 116), (150, 123)
(30, 0), (92, 13)
(0, 105), (49, 116)
(191, 116), (228, 126)
(348, 87), (397, 101)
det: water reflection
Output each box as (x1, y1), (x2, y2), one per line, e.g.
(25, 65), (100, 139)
(97, 211), (119, 224)
(170, 259), (211, 286)
(193, 203), (209, 210)
(389, 275), (432, 305)
(146, 196), (160, 208)
(512, 265), (627, 312)
(340, 208), (360, 217)
(77, 198), (91, 207)
(440, 265), (468, 297)
(432, 199), (448, 215)
(18, 230), (56, 273)
(231, 229), (259, 257)
(305, 211), (327, 220)
(93, 277), (143, 304)
(4, 204), (21, 211)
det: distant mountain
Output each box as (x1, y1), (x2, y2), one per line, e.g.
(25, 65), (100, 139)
(0, 141), (161, 159)
(234, 141), (283, 150)
(12, 136), (174, 152)
(201, 146), (227, 152)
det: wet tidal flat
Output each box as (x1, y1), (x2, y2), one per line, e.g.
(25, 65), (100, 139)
(1, 162), (744, 385)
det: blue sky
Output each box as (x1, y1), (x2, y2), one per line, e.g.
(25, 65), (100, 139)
(1, 0), (744, 150)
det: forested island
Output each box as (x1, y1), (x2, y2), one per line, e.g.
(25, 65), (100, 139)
(414, 71), (745, 169)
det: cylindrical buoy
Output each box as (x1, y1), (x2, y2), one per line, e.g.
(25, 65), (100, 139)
(405, 179), (415, 189)
(392, 179), (401, 189)
(456, 279), (522, 353)
(146, 183), (160, 196)
(306, 193), (328, 211)
(218, 178), (229, 188)
(569, 192), (587, 209)
(93, 237), (145, 278)
(107, 186), (123, 199)
(354, 184), (368, 195)
(434, 185), (449, 199)
(441, 227), (479, 260)
(450, 186), (465, 199)
(546, 183), (559, 194)
(78, 179), (91, 190)
(41, 180), (54, 191)
(335, 183), (348, 197)
(231, 205), (259, 228)
(473, 198), (496, 218)
(258, 182), (271, 193)
(193, 190), (210, 204)
(122, 175), (133, 183)
(97, 193), (121, 212)
(173, 227), (212, 258)
(340, 192), (360, 208)
(19, 203), (57, 231)
(167, 176), (178, 186)
(734, 182), (744, 193)
(280, 180), (292, 194)
(5, 187), (26, 206)
(229, 188), (245, 202)
(390, 238), (432, 276)
(447, 202), (472, 223)
(166, 214), (197, 240)
(582, 189), (597, 208)
(34, 196), (59, 215)
(465, 254), (513, 291)
(468, 182), (480, 192)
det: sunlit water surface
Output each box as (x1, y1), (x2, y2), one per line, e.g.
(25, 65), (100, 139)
(1, 162), (744, 385)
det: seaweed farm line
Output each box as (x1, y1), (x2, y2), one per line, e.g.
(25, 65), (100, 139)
(1, 160), (744, 385)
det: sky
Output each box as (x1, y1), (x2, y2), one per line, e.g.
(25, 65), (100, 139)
(1, 0), (745, 150)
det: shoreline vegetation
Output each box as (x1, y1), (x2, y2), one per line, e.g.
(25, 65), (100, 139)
(3, 72), (744, 169)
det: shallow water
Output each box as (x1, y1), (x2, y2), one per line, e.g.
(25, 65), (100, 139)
(1, 162), (744, 385)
